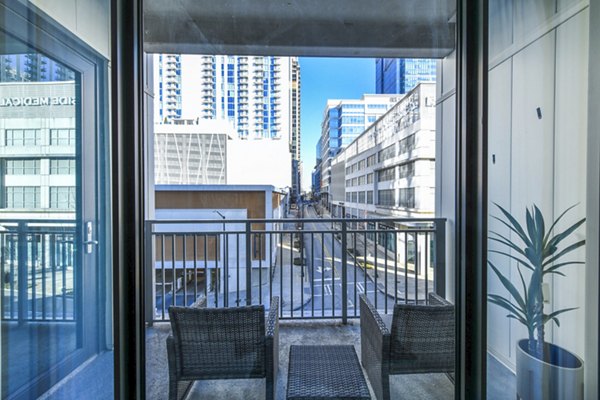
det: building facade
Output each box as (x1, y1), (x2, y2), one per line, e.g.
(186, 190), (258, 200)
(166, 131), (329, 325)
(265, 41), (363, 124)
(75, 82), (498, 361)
(154, 118), (292, 188)
(290, 58), (301, 201)
(318, 94), (400, 206)
(154, 54), (298, 191)
(0, 81), (77, 220)
(375, 58), (436, 95)
(329, 83), (436, 220)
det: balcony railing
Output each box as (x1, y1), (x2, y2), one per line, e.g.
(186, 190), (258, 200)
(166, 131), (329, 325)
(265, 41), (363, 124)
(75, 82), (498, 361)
(144, 213), (445, 323)
(1, 220), (76, 322)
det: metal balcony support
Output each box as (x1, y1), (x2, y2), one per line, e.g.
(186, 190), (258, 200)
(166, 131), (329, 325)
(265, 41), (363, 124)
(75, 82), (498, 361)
(144, 222), (155, 325)
(17, 222), (28, 325)
(434, 219), (446, 298)
(245, 221), (252, 305)
(341, 219), (348, 324)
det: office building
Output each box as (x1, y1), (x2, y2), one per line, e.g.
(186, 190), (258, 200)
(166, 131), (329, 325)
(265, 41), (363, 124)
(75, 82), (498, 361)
(290, 58), (301, 201)
(329, 83), (436, 219)
(318, 94), (399, 206)
(154, 118), (292, 188)
(0, 81), (77, 220)
(375, 58), (436, 94)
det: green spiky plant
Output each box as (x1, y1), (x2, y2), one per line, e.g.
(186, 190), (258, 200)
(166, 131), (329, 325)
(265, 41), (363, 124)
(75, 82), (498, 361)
(488, 203), (585, 359)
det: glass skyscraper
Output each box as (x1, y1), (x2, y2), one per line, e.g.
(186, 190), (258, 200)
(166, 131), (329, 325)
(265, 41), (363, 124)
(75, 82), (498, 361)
(375, 58), (436, 94)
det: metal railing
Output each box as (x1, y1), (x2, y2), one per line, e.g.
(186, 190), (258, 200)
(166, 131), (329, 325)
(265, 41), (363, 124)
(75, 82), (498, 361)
(1, 220), (77, 322)
(145, 211), (446, 323)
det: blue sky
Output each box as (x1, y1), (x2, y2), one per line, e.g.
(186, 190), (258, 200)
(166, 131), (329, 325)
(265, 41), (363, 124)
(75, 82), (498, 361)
(299, 57), (375, 191)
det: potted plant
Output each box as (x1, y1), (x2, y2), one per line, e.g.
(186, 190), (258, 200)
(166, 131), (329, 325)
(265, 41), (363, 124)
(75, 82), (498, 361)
(488, 203), (585, 400)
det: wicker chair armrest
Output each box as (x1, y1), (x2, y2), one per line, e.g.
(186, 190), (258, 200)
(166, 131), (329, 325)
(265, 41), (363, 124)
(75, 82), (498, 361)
(265, 297), (279, 399)
(166, 334), (179, 378)
(359, 294), (390, 400)
(428, 292), (452, 306)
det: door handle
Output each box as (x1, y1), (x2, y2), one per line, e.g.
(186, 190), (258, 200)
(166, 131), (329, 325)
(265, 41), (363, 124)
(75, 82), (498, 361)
(85, 221), (97, 254)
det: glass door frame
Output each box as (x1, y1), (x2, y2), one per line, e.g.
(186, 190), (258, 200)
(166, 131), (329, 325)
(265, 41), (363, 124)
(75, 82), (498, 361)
(111, 0), (600, 399)
(0, 1), (111, 398)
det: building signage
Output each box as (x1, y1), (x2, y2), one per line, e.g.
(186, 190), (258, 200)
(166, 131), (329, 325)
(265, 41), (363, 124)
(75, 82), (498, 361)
(0, 96), (76, 107)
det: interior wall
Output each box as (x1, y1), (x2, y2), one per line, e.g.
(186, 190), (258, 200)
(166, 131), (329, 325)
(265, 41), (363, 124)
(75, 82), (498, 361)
(435, 50), (456, 302)
(30, 0), (110, 59)
(486, 0), (590, 371)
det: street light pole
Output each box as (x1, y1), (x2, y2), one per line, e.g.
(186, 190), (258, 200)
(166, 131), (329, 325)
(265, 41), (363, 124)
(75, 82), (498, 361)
(213, 210), (226, 306)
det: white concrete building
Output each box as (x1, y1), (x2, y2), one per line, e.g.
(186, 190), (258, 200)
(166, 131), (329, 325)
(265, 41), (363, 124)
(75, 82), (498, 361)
(330, 83), (436, 220)
(0, 81), (77, 220)
(154, 119), (291, 189)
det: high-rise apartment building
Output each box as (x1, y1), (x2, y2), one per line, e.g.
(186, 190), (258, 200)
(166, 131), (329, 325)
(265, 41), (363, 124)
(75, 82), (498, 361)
(0, 54), (74, 83)
(375, 58), (436, 94)
(155, 54), (182, 122)
(154, 54), (298, 190)
(290, 58), (301, 200)
(318, 94), (399, 204)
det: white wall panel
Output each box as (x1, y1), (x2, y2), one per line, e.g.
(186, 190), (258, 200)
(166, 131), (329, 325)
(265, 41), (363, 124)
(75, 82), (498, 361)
(513, 0), (557, 42)
(487, 59), (514, 365)
(552, 8), (589, 360)
(489, 0), (513, 59)
(31, 0), (110, 59)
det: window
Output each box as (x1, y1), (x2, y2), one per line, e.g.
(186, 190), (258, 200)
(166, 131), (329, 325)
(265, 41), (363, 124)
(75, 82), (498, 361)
(366, 154), (377, 167)
(5, 129), (41, 146)
(50, 159), (76, 175)
(377, 189), (395, 206)
(398, 162), (415, 179)
(399, 134), (416, 155)
(367, 173), (374, 184)
(346, 179), (352, 187)
(358, 175), (365, 186)
(352, 177), (357, 186)
(351, 192), (357, 202)
(358, 191), (366, 203)
(50, 129), (76, 146)
(378, 166), (395, 182)
(398, 188), (415, 208)
(378, 144), (395, 162)
(366, 191), (373, 204)
(49, 186), (76, 209)
(346, 192), (351, 202)
(5, 186), (40, 208)
(5, 159), (40, 175)
(358, 160), (365, 170)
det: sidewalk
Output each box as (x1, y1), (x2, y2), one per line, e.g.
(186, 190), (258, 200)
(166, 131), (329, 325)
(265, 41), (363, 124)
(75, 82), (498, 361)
(313, 203), (433, 302)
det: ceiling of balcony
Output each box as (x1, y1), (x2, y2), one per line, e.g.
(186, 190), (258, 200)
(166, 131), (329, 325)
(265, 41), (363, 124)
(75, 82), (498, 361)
(144, 0), (456, 58)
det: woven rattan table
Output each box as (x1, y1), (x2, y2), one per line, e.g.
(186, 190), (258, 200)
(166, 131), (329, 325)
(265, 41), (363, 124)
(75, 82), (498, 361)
(286, 345), (371, 400)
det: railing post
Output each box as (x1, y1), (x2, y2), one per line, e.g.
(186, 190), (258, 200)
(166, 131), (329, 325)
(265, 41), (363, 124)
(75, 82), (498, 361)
(17, 222), (28, 325)
(245, 221), (252, 305)
(144, 222), (155, 324)
(434, 219), (446, 298)
(341, 219), (348, 324)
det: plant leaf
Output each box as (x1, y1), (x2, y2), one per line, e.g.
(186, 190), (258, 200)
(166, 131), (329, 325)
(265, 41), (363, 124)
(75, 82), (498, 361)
(545, 218), (586, 253)
(488, 249), (534, 271)
(543, 204), (579, 245)
(488, 295), (526, 321)
(542, 308), (578, 327)
(489, 262), (526, 310)
(543, 240), (586, 267)
(543, 261), (585, 275)
(493, 203), (532, 247)
(489, 234), (529, 258)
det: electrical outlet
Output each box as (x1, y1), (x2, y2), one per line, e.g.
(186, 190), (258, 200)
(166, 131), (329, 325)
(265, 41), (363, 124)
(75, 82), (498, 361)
(542, 282), (550, 303)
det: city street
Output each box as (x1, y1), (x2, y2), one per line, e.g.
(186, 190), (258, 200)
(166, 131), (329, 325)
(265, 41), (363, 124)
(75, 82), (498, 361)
(301, 205), (392, 317)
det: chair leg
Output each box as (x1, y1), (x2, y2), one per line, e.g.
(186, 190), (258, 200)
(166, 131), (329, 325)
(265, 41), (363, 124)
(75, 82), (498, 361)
(266, 375), (275, 400)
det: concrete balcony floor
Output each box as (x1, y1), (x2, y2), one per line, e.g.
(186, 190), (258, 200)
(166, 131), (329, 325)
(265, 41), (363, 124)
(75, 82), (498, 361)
(41, 320), (516, 399)
(147, 320), (453, 399)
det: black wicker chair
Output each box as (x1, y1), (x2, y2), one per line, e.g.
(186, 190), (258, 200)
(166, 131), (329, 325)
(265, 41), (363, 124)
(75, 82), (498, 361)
(167, 296), (279, 400)
(359, 293), (454, 400)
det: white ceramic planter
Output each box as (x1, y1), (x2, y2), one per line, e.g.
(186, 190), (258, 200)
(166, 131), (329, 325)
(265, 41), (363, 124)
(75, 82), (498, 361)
(516, 338), (584, 400)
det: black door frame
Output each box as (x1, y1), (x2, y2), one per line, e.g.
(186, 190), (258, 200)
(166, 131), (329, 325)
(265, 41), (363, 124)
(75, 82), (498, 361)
(0, 1), (111, 399)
